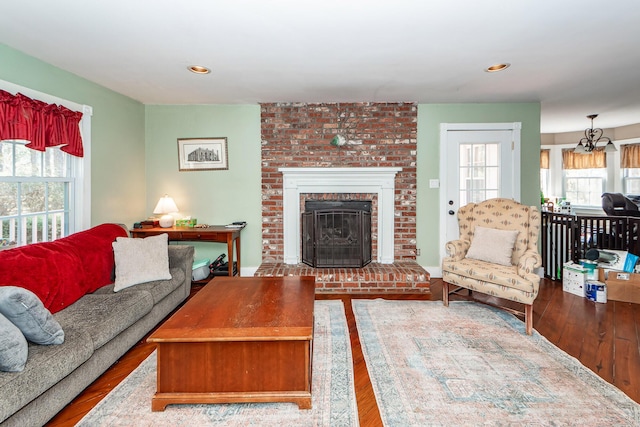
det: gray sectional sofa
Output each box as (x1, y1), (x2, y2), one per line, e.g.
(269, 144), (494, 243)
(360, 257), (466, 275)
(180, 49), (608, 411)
(0, 224), (194, 426)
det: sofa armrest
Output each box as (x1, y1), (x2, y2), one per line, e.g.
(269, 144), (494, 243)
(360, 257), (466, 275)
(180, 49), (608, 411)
(445, 239), (470, 261)
(168, 245), (195, 295)
(517, 249), (542, 278)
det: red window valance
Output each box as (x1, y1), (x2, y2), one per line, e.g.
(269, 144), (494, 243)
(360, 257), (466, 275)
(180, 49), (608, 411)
(0, 89), (84, 157)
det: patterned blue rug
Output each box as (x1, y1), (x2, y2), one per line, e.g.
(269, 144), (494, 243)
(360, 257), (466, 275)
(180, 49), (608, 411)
(78, 300), (358, 426)
(353, 299), (640, 426)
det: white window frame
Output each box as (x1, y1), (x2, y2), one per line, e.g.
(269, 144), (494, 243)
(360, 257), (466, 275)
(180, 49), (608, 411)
(0, 79), (92, 238)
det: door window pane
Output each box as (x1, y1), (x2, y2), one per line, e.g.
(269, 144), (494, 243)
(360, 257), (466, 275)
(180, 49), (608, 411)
(459, 143), (500, 206)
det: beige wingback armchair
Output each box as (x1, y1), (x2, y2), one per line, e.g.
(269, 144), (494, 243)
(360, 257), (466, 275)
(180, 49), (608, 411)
(442, 198), (542, 335)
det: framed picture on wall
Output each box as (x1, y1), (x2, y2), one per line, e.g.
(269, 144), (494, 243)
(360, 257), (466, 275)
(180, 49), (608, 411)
(177, 137), (228, 171)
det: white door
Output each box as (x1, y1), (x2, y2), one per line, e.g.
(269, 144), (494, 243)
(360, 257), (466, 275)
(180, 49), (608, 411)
(439, 123), (521, 254)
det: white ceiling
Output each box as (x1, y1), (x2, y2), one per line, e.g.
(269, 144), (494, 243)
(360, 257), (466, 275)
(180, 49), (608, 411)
(1, 0), (639, 133)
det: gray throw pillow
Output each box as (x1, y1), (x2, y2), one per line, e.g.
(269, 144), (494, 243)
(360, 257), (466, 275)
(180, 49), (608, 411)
(0, 312), (28, 372)
(0, 286), (65, 345)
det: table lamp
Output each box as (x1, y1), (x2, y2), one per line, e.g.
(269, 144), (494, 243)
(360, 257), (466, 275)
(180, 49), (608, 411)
(153, 195), (179, 228)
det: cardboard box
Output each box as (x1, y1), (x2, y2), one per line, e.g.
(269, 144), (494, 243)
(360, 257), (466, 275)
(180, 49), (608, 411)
(599, 269), (640, 304)
(562, 262), (586, 297)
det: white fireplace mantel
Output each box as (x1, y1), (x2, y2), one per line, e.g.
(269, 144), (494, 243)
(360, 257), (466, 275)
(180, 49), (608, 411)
(279, 167), (402, 264)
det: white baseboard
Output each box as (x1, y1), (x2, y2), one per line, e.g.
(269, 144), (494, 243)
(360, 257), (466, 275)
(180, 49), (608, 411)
(242, 266), (259, 277)
(425, 265), (442, 278)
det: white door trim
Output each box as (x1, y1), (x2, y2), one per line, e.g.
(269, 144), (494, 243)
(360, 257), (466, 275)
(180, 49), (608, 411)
(438, 122), (522, 261)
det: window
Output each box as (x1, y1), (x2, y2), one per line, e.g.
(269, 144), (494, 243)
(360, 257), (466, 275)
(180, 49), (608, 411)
(0, 79), (91, 248)
(564, 168), (606, 206)
(623, 169), (640, 194)
(540, 149), (550, 199)
(562, 148), (607, 207)
(621, 143), (640, 195)
(0, 140), (74, 246)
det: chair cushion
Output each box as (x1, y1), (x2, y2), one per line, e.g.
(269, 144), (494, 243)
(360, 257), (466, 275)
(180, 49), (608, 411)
(93, 267), (184, 304)
(55, 291), (153, 350)
(0, 324), (93, 421)
(442, 257), (535, 293)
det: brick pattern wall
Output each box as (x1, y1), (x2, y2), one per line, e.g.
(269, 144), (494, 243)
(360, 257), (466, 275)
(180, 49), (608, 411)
(261, 102), (417, 262)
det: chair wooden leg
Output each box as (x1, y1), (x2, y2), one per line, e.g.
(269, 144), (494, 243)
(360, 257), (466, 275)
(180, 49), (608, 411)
(525, 304), (533, 335)
(443, 281), (449, 307)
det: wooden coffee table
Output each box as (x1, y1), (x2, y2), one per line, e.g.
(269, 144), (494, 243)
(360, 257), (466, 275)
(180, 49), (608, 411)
(147, 276), (316, 411)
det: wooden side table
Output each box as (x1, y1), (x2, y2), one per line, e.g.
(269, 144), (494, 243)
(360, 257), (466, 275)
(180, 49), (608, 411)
(129, 226), (243, 277)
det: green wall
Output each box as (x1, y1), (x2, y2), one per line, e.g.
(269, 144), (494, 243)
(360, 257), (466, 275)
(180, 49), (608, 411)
(0, 44), (146, 227)
(416, 103), (541, 269)
(144, 105), (262, 270)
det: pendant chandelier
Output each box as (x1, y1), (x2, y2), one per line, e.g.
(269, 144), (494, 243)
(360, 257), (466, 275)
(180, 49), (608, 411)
(574, 114), (617, 153)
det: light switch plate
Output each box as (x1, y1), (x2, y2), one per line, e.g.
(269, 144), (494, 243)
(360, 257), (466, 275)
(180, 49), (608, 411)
(429, 179), (440, 188)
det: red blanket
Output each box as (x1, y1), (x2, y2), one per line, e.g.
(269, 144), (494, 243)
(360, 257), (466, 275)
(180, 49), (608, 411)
(0, 224), (128, 313)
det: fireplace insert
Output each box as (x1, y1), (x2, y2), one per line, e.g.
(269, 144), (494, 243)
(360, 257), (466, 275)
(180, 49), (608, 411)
(301, 200), (372, 268)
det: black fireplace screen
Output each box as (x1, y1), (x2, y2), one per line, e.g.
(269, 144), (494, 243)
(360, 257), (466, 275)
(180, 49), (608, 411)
(301, 200), (372, 268)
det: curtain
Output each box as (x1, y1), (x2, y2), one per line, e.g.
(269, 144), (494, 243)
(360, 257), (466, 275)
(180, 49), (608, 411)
(540, 149), (550, 169)
(621, 143), (640, 168)
(0, 89), (83, 157)
(562, 147), (606, 169)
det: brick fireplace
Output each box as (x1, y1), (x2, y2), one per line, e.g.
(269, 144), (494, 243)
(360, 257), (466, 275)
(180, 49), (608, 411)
(255, 102), (429, 293)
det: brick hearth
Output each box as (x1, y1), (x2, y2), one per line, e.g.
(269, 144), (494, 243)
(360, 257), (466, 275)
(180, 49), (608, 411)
(254, 261), (430, 294)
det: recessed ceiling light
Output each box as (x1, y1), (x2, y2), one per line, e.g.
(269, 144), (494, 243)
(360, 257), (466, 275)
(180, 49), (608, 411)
(485, 63), (511, 73)
(188, 65), (211, 74)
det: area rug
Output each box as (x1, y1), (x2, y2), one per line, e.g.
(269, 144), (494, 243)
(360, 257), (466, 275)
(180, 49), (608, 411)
(353, 299), (640, 426)
(78, 300), (358, 426)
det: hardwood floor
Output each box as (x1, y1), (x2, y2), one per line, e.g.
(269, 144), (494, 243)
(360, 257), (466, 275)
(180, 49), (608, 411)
(46, 278), (640, 427)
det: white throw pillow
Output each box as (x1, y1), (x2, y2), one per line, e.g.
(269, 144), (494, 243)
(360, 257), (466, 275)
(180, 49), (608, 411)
(466, 226), (519, 266)
(112, 234), (171, 292)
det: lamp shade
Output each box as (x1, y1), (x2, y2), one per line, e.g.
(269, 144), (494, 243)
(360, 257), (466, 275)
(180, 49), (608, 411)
(153, 195), (179, 228)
